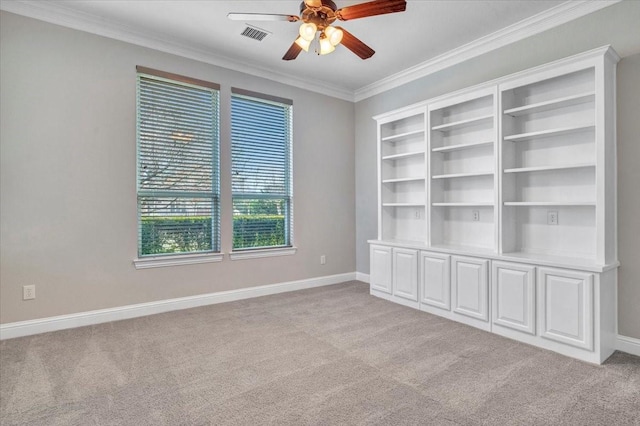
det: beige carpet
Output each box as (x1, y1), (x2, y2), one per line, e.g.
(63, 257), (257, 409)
(1, 281), (639, 425)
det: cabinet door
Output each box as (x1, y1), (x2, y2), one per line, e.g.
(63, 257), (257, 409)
(538, 267), (593, 350)
(419, 252), (450, 310)
(452, 256), (489, 321)
(370, 245), (392, 294)
(492, 261), (536, 335)
(393, 248), (418, 301)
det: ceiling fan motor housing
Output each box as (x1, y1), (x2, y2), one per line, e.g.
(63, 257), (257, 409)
(300, 0), (338, 29)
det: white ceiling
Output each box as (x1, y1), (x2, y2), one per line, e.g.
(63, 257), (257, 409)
(1, 1), (619, 100)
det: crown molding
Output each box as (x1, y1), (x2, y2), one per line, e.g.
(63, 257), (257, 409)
(1, 0), (620, 103)
(0, 0), (355, 102)
(353, 0), (621, 102)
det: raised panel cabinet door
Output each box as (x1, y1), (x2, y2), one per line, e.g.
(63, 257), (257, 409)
(538, 267), (594, 351)
(370, 245), (392, 294)
(492, 261), (536, 335)
(419, 251), (451, 310)
(393, 248), (419, 301)
(452, 256), (489, 321)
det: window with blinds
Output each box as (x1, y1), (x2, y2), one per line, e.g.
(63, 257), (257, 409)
(136, 67), (220, 257)
(231, 89), (293, 250)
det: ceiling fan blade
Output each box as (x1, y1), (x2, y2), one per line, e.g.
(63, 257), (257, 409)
(337, 27), (375, 59)
(336, 0), (406, 21)
(283, 41), (303, 61)
(304, 0), (322, 7)
(227, 13), (299, 22)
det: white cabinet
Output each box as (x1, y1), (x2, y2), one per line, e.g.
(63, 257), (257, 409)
(419, 251), (450, 310)
(368, 46), (618, 364)
(392, 248), (419, 303)
(370, 245), (392, 294)
(492, 261), (536, 335)
(451, 256), (490, 330)
(539, 267), (593, 350)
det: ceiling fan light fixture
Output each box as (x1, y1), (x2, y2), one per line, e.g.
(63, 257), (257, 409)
(299, 22), (317, 41)
(324, 26), (343, 46)
(294, 36), (311, 52)
(319, 36), (335, 55)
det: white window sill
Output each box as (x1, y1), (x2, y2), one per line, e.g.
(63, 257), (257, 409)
(229, 247), (297, 261)
(134, 252), (223, 269)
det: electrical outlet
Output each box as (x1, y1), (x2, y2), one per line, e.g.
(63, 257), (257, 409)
(472, 210), (480, 221)
(548, 211), (558, 225)
(23, 285), (35, 300)
(320, 255), (326, 265)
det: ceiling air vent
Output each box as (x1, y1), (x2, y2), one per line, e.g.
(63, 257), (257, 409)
(241, 25), (271, 41)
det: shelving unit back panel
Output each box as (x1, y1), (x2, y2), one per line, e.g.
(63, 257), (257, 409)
(502, 68), (595, 110)
(382, 206), (426, 242)
(431, 95), (494, 127)
(504, 102), (595, 137)
(512, 206), (596, 259)
(430, 121), (494, 149)
(510, 168), (595, 203)
(506, 134), (595, 169)
(432, 145), (494, 175)
(382, 180), (425, 204)
(380, 115), (424, 140)
(432, 177), (495, 203)
(381, 134), (424, 157)
(431, 206), (495, 250)
(382, 157), (425, 180)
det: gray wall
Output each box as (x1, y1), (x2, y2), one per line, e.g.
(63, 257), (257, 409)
(0, 12), (355, 323)
(355, 1), (640, 338)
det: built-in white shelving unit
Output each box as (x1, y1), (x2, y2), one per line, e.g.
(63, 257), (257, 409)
(370, 46), (620, 364)
(377, 106), (427, 243)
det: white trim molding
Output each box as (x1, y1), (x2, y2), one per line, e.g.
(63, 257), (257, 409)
(354, 0), (621, 101)
(0, 272), (356, 340)
(355, 272), (370, 283)
(616, 335), (640, 357)
(0, 0), (354, 101)
(134, 252), (224, 269)
(229, 247), (297, 261)
(0, 0), (620, 103)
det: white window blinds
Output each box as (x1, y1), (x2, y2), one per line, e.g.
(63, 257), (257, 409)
(136, 67), (220, 256)
(231, 89), (293, 250)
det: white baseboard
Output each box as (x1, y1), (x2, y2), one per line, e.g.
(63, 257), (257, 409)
(616, 334), (640, 357)
(356, 272), (370, 283)
(0, 272), (356, 340)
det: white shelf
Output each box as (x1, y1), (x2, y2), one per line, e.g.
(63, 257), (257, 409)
(432, 140), (493, 153)
(503, 92), (595, 116)
(504, 163), (595, 174)
(432, 202), (494, 207)
(431, 114), (493, 132)
(432, 171), (493, 180)
(504, 125), (595, 142)
(382, 177), (425, 183)
(382, 151), (425, 161)
(504, 201), (596, 206)
(381, 129), (425, 142)
(382, 203), (425, 207)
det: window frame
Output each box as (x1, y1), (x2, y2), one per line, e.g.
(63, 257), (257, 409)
(133, 66), (222, 268)
(229, 88), (295, 259)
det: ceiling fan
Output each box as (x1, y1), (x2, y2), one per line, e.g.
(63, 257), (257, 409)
(228, 0), (407, 60)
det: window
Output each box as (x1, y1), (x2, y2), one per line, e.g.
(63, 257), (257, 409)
(231, 88), (293, 251)
(136, 67), (220, 258)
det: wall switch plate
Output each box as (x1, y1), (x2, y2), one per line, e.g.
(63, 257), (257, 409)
(23, 285), (35, 300)
(548, 211), (558, 225)
(320, 255), (326, 265)
(472, 210), (480, 221)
